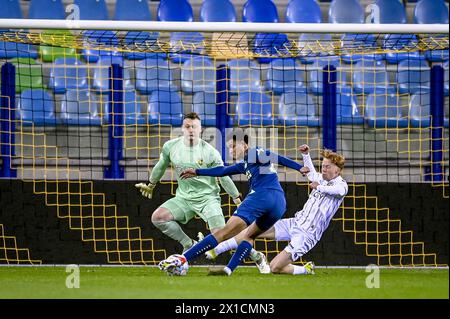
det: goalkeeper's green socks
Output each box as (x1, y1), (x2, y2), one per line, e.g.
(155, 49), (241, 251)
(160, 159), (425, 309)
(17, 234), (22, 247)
(152, 220), (193, 251)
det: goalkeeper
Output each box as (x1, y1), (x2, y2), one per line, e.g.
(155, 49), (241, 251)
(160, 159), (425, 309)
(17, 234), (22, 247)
(136, 113), (269, 272)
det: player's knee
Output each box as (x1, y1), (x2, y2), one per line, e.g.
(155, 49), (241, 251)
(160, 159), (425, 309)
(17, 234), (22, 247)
(151, 208), (171, 224)
(269, 261), (283, 274)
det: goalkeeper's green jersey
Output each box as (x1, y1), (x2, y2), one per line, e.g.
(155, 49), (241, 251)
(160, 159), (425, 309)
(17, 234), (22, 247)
(149, 137), (239, 202)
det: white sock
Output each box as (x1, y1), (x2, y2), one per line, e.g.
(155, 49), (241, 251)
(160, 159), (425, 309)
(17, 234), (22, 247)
(223, 267), (232, 276)
(292, 265), (307, 275)
(248, 249), (260, 262)
(215, 237), (238, 255)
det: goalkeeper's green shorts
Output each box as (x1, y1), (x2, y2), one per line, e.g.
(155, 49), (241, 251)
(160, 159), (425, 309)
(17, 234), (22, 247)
(160, 196), (226, 230)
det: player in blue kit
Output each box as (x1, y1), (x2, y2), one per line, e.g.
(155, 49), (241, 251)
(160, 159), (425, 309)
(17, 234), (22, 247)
(158, 132), (310, 276)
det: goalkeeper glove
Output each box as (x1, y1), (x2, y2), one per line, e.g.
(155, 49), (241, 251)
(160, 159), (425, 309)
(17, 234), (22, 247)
(135, 181), (156, 199)
(233, 197), (242, 207)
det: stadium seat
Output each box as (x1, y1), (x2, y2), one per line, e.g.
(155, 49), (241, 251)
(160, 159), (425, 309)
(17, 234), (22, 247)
(414, 0), (449, 62)
(308, 58), (351, 95)
(28, 0), (65, 19)
(340, 34), (384, 64)
(285, 0), (322, 23)
(0, 0), (22, 19)
(73, 0), (108, 20)
(227, 59), (263, 94)
(16, 89), (57, 125)
(135, 57), (177, 95)
(39, 30), (79, 63)
(278, 89), (320, 127)
(147, 91), (183, 125)
(200, 0), (237, 22)
(81, 30), (121, 63)
(383, 34), (423, 64)
(328, 0), (364, 23)
(114, 0), (152, 21)
(181, 56), (216, 93)
(48, 57), (89, 94)
(243, 0), (290, 64)
(375, 0), (407, 23)
(264, 58), (306, 95)
(10, 58), (45, 94)
(103, 90), (146, 125)
(353, 59), (396, 95)
(60, 89), (102, 126)
(192, 92), (217, 126)
(444, 61), (449, 96)
(414, 0), (449, 24)
(364, 94), (409, 128)
(297, 33), (334, 64)
(0, 42), (38, 59)
(157, 0), (203, 64)
(92, 56), (134, 93)
(114, 0), (156, 60)
(235, 91), (275, 126)
(397, 59), (430, 94)
(336, 93), (364, 125)
(409, 93), (449, 128)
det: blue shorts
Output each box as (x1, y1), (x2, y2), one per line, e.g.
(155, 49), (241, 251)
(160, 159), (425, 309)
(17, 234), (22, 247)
(234, 189), (286, 232)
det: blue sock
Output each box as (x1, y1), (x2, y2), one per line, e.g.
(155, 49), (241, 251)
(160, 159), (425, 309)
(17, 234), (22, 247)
(226, 240), (252, 273)
(183, 234), (218, 262)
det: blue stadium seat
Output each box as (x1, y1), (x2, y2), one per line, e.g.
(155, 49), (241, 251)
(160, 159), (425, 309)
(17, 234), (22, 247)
(236, 91), (275, 126)
(181, 56), (216, 93)
(16, 89), (57, 125)
(336, 93), (364, 125)
(0, 0), (22, 19)
(308, 58), (351, 95)
(278, 89), (320, 127)
(114, 0), (155, 60)
(285, 0), (322, 23)
(409, 93), (449, 128)
(192, 92), (217, 126)
(48, 57), (89, 94)
(157, 0), (194, 22)
(135, 57), (177, 95)
(397, 59), (430, 94)
(28, 0), (65, 19)
(444, 61), (449, 96)
(0, 42), (38, 59)
(200, 0), (237, 22)
(328, 0), (364, 23)
(383, 34), (423, 64)
(414, 0), (449, 62)
(104, 90), (146, 125)
(243, 0), (290, 64)
(73, 0), (108, 20)
(365, 94), (409, 128)
(414, 0), (449, 24)
(297, 33), (333, 64)
(147, 91), (183, 125)
(60, 90), (102, 126)
(353, 59), (396, 95)
(92, 56), (134, 93)
(375, 0), (407, 23)
(340, 34), (384, 64)
(228, 59), (263, 94)
(81, 30), (121, 63)
(264, 58), (306, 95)
(114, 0), (152, 21)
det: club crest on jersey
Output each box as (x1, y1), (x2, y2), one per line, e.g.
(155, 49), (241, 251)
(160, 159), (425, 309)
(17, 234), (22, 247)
(197, 159), (204, 166)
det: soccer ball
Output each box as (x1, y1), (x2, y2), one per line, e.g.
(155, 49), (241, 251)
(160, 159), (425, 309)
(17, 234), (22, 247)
(165, 254), (189, 276)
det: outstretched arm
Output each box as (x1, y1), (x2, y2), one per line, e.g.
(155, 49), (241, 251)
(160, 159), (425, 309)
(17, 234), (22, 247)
(180, 163), (244, 179)
(210, 150), (241, 201)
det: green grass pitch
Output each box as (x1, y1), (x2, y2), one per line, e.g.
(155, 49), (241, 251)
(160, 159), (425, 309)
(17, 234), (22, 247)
(0, 266), (447, 299)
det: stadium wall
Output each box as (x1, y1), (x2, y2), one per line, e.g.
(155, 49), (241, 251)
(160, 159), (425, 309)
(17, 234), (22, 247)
(0, 180), (447, 266)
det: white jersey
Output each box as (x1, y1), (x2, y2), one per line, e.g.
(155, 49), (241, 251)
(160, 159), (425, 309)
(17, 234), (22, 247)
(294, 153), (348, 241)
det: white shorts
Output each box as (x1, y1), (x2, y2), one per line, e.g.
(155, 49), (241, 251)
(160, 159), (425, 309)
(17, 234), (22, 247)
(274, 218), (319, 262)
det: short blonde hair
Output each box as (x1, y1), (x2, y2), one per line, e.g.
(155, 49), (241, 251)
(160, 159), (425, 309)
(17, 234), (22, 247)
(321, 149), (345, 170)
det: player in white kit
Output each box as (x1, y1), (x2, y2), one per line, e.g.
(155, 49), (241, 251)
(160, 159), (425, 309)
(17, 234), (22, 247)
(207, 144), (348, 275)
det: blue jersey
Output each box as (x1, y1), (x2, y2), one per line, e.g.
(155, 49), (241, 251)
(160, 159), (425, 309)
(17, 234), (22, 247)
(196, 147), (302, 193)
